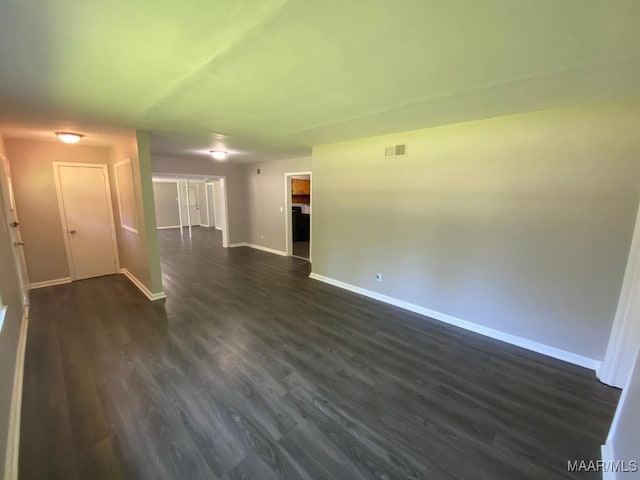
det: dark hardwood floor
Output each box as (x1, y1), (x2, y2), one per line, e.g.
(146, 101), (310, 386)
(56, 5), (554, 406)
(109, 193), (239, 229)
(20, 227), (619, 479)
(293, 240), (309, 260)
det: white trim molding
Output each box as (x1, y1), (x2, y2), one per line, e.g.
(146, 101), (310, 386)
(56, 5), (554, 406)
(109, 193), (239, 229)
(309, 272), (601, 371)
(246, 243), (287, 256)
(156, 225), (181, 230)
(4, 308), (28, 480)
(600, 443), (616, 480)
(28, 277), (72, 290)
(228, 242), (286, 256)
(120, 268), (166, 301)
(599, 202), (640, 387)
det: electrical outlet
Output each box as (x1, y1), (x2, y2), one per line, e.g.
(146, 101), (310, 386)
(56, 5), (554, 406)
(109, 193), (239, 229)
(280, 206), (284, 212)
(375, 273), (382, 282)
(260, 235), (264, 240)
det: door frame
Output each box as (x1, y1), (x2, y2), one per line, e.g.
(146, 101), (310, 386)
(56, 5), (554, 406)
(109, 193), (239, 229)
(598, 202), (640, 388)
(218, 178), (229, 248)
(52, 162), (120, 281)
(0, 154), (29, 306)
(205, 183), (213, 228)
(151, 173), (230, 248)
(284, 171), (312, 261)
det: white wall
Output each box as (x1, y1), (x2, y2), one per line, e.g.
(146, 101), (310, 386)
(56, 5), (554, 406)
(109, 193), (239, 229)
(605, 347), (640, 478)
(311, 100), (640, 364)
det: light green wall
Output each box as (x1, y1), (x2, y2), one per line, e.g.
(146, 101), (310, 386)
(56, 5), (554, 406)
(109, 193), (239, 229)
(0, 135), (25, 477)
(245, 156), (312, 251)
(136, 131), (163, 294)
(312, 100), (640, 361)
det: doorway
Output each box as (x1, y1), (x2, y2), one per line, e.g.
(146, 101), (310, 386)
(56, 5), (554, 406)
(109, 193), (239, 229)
(53, 163), (119, 281)
(152, 175), (229, 248)
(285, 172), (311, 261)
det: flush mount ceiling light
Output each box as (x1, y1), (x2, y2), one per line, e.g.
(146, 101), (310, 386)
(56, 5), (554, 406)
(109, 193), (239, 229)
(55, 132), (84, 144)
(210, 150), (227, 160)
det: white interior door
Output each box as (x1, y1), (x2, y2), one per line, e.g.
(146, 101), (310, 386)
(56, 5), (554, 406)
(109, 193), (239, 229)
(0, 155), (29, 306)
(55, 164), (119, 281)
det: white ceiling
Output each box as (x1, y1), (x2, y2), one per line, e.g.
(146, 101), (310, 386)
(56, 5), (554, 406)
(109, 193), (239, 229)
(0, 1), (639, 162)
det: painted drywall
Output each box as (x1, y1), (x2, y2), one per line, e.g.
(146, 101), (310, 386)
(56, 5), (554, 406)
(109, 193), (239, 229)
(136, 132), (163, 294)
(607, 349), (640, 478)
(213, 180), (223, 228)
(0, 135), (25, 478)
(111, 132), (163, 295)
(153, 181), (180, 228)
(312, 100), (640, 362)
(4, 138), (112, 283)
(244, 157), (311, 252)
(151, 156), (247, 244)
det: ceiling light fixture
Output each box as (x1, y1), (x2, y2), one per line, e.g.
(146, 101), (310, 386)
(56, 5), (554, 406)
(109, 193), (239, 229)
(210, 150), (227, 160)
(55, 132), (84, 144)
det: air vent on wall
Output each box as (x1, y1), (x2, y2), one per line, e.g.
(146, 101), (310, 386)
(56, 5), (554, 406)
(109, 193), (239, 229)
(385, 144), (407, 157)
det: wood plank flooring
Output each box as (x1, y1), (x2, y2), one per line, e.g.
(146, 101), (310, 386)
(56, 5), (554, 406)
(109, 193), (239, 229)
(20, 226), (620, 479)
(293, 241), (309, 259)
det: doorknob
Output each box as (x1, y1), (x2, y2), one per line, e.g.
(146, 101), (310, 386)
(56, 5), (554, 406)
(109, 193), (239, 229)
(14, 241), (24, 246)
(69, 229), (77, 234)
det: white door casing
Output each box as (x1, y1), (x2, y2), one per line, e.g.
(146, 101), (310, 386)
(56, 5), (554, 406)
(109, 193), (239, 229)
(284, 171), (312, 261)
(206, 183), (216, 228)
(0, 155), (29, 306)
(53, 163), (119, 281)
(598, 202), (640, 388)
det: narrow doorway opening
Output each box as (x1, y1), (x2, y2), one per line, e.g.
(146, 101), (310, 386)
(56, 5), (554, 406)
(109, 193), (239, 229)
(152, 175), (229, 248)
(285, 172), (311, 261)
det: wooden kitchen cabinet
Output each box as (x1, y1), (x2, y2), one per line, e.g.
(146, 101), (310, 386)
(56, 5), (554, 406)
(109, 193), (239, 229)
(291, 179), (310, 195)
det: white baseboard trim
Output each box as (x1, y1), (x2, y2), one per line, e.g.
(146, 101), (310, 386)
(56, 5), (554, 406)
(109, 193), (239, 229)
(120, 268), (166, 301)
(228, 242), (287, 256)
(246, 243), (287, 256)
(215, 227), (223, 231)
(4, 308), (28, 480)
(157, 225), (181, 230)
(28, 277), (71, 290)
(601, 443), (617, 480)
(309, 273), (601, 371)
